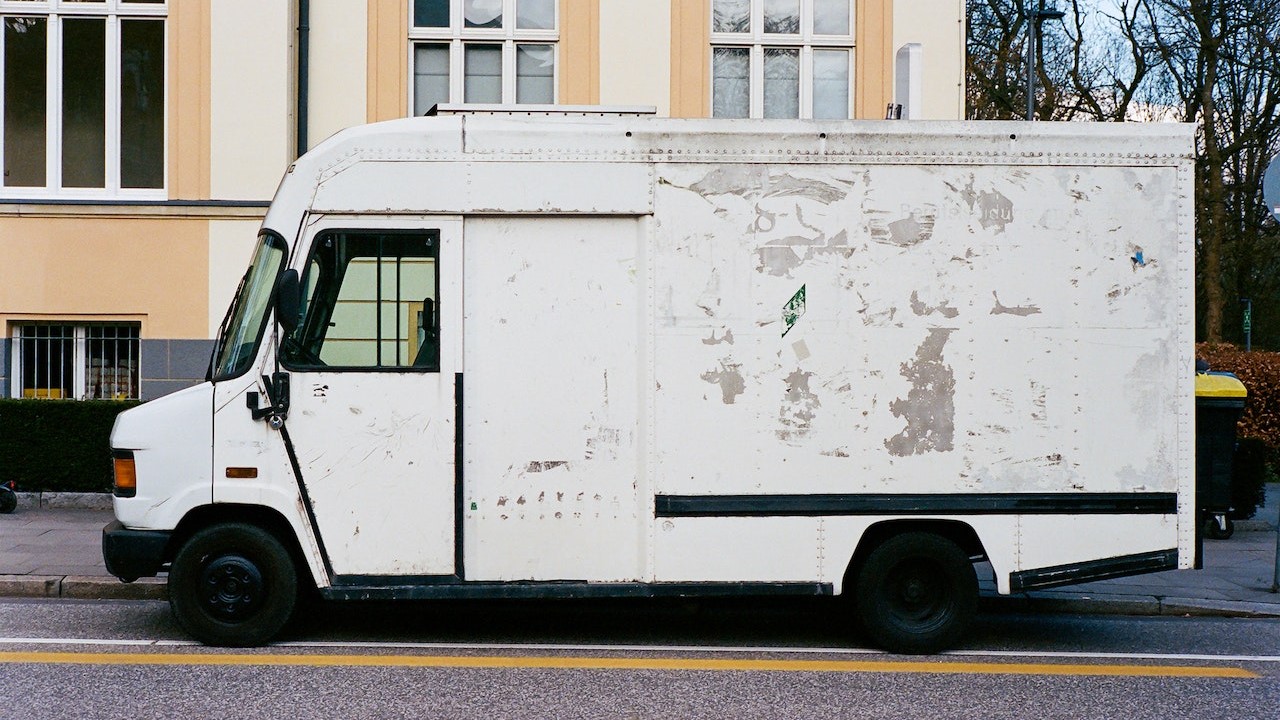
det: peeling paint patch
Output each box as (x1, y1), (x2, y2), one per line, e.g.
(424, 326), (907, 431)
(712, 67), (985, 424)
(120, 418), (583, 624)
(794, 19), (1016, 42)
(687, 166), (849, 205)
(585, 427), (622, 461)
(991, 292), (1042, 317)
(696, 268), (723, 316)
(857, 293), (898, 327)
(870, 212), (937, 247)
(908, 291), (959, 319)
(977, 191), (1014, 232)
(525, 460), (568, 473)
(752, 205), (777, 233)
(885, 328), (956, 456)
(821, 448), (850, 458)
(953, 176), (1014, 233)
(778, 370), (821, 443)
(792, 339), (810, 361)
(755, 246), (802, 276)
(701, 361), (746, 404)
(702, 329), (735, 346)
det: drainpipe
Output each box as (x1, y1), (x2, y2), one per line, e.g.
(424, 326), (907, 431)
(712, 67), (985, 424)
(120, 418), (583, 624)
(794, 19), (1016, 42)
(296, 0), (310, 158)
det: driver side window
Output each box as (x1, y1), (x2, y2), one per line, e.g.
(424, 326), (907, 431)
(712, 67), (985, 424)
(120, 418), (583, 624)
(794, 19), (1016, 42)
(281, 231), (440, 371)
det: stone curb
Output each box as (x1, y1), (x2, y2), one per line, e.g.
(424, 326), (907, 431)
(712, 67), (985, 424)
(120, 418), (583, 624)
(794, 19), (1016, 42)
(0, 574), (166, 601)
(981, 593), (1280, 618)
(13, 492), (114, 511)
(1, 576), (1274, 616)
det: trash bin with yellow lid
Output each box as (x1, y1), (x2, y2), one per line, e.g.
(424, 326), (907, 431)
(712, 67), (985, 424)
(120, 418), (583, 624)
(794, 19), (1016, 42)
(1196, 371), (1247, 547)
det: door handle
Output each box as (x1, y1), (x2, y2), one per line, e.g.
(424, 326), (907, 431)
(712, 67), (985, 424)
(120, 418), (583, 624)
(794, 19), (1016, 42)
(247, 372), (291, 429)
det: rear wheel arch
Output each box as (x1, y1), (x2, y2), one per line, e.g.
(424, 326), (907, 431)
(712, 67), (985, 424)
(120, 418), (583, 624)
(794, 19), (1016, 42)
(841, 519), (986, 592)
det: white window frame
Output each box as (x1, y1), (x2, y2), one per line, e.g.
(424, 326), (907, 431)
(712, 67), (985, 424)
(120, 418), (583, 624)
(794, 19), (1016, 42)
(408, 0), (559, 113)
(709, 0), (854, 119)
(0, 0), (167, 200)
(9, 321), (141, 400)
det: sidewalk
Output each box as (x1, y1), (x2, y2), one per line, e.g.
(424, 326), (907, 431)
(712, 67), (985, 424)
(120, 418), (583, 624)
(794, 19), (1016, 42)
(980, 483), (1280, 618)
(2, 488), (1279, 616)
(0, 494), (166, 600)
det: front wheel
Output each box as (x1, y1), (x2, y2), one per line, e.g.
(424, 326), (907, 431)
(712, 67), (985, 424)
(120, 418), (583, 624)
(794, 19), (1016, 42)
(168, 523), (298, 647)
(854, 532), (977, 654)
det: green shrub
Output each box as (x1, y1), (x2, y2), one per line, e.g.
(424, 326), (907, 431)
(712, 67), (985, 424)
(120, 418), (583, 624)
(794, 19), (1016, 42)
(0, 399), (140, 493)
(1197, 344), (1280, 522)
(1197, 343), (1280, 477)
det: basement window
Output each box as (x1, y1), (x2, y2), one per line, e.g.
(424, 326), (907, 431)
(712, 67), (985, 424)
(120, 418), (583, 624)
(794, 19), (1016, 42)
(11, 323), (140, 400)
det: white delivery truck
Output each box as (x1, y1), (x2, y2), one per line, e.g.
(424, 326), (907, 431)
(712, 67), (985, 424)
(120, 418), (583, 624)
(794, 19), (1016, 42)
(103, 107), (1196, 653)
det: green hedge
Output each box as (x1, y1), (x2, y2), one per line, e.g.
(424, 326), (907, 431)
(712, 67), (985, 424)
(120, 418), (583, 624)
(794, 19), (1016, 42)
(0, 399), (140, 493)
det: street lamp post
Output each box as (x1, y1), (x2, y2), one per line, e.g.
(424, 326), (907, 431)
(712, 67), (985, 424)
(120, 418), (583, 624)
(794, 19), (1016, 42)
(1026, 1), (1065, 120)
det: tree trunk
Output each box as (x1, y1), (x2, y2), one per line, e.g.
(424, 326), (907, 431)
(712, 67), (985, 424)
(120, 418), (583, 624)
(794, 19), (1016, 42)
(1196, 0), (1225, 343)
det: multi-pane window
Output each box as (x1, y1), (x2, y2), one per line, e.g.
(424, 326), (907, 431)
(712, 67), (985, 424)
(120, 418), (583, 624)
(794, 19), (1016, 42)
(283, 232), (440, 371)
(0, 0), (165, 197)
(410, 0), (557, 115)
(711, 0), (852, 119)
(12, 323), (140, 399)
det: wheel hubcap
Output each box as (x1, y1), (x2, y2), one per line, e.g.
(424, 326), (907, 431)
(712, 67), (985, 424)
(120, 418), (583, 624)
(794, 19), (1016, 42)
(200, 555), (264, 621)
(887, 561), (948, 624)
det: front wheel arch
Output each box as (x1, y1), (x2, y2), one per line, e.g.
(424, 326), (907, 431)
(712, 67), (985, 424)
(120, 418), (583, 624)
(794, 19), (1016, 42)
(168, 504), (319, 588)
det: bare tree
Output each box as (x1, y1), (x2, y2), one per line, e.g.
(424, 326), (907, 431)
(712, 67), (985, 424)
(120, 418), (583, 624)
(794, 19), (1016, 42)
(1145, 0), (1280, 343)
(968, 1), (1155, 121)
(968, 0), (1280, 346)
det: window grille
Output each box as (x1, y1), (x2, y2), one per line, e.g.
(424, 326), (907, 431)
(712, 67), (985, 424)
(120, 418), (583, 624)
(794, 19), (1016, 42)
(13, 323), (139, 400)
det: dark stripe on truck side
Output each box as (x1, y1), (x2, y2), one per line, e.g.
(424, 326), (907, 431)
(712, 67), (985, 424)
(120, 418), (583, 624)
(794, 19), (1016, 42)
(654, 493), (1178, 517)
(1010, 549), (1179, 592)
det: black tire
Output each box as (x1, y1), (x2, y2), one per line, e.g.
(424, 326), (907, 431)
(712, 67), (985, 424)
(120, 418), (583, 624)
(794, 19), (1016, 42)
(854, 532), (977, 654)
(168, 523), (298, 647)
(0, 487), (15, 514)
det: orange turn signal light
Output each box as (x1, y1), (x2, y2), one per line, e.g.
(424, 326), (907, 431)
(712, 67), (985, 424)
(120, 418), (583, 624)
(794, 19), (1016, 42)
(225, 467), (259, 479)
(112, 452), (137, 498)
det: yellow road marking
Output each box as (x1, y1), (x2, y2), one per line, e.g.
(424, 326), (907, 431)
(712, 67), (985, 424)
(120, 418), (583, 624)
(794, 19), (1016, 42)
(0, 651), (1259, 678)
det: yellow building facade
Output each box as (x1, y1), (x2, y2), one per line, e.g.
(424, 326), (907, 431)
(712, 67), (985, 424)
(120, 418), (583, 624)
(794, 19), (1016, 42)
(0, 0), (964, 400)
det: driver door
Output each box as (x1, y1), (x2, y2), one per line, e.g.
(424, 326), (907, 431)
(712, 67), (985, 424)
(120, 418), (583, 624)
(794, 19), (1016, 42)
(277, 217), (461, 578)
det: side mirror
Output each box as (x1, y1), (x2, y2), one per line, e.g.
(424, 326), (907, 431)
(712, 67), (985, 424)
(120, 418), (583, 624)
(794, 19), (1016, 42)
(276, 269), (301, 332)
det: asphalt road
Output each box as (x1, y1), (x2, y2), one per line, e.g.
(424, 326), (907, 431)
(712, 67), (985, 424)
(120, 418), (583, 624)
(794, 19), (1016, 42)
(1, 598), (1278, 719)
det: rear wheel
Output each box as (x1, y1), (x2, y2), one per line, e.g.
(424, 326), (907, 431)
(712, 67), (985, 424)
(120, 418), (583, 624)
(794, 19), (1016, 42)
(169, 523), (298, 647)
(854, 532), (977, 654)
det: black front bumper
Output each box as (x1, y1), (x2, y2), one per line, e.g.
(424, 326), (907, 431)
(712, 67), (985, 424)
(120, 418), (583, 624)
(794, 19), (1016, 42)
(102, 520), (172, 582)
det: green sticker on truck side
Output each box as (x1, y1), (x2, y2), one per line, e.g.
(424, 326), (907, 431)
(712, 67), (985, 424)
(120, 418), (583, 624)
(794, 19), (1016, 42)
(782, 284), (806, 337)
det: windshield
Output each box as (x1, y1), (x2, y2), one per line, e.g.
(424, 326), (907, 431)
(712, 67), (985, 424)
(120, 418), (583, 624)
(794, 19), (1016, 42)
(210, 232), (287, 381)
